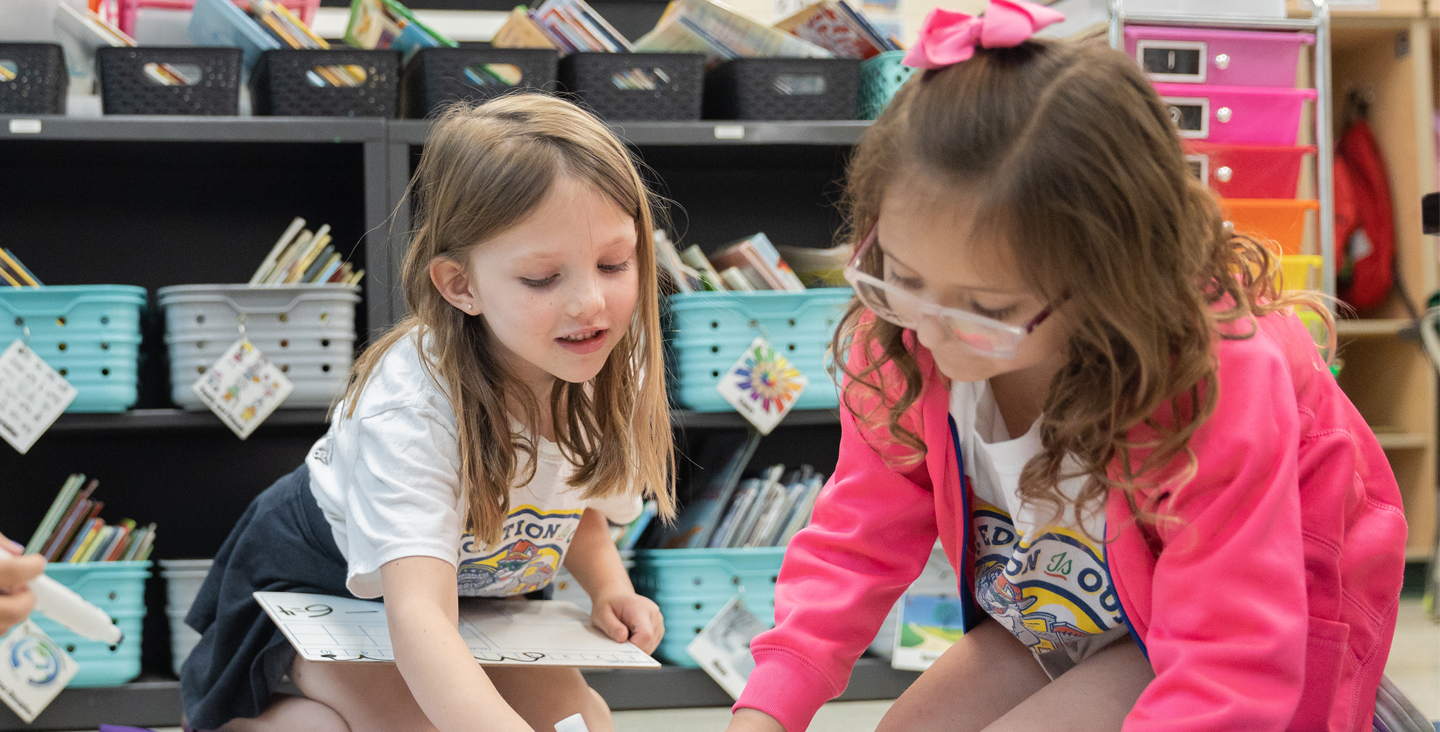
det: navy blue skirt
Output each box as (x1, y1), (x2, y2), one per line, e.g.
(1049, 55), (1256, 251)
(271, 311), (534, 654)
(180, 465), (354, 730)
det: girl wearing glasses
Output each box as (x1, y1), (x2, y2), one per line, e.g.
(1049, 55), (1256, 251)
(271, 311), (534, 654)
(726, 2), (1406, 731)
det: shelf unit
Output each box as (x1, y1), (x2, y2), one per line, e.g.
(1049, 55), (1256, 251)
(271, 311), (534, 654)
(0, 115), (874, 728)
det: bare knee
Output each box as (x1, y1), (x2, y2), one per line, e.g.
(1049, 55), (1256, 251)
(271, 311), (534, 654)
(489, 666), (611, 732)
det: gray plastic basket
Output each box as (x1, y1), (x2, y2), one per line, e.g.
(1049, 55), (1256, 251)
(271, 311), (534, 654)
(158, 284), (360, 409)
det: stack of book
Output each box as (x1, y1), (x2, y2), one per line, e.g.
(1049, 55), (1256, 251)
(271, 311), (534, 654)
(249, 217), (365, 286)
(24, 475), (157, 563)
(632, 0), (832, 62)
(776, 0), (901, 59)
(493, 0), (634, 53)
(0, 249), (41, 289)
(648, 431), (824, 549)
(656, 231), (812, 293)
(345, 0), (458, 60)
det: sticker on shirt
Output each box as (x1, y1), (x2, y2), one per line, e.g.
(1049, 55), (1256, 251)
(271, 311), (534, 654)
(971, 498), (1121, 653)
(456, 505), (584, 597)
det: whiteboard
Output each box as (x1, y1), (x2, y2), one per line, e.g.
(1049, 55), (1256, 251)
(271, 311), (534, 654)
(254, 592), (660, 668)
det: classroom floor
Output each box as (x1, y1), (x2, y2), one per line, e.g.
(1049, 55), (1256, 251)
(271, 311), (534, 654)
(70, 597), (1440, 732)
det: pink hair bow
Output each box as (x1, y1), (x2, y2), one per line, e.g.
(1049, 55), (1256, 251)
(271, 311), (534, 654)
(902, 0), (1065, 69)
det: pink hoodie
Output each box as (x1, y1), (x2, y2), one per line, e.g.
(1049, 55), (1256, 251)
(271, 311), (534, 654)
(736, 310), (1407, 731)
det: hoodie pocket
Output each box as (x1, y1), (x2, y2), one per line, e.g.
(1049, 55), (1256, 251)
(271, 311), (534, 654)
(1290, 617), (1350, 730)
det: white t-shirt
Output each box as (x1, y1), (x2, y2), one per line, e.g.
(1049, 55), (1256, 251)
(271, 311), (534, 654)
(950, 380), (1127, 676)
(306, 331), (643, 599)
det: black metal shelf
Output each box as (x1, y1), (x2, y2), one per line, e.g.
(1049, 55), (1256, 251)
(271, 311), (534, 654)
(388, 119), (871, 147)
(1, 115), (388, 142)
(46, 407), (840, 434)
(48, 408), (334, 434)
(0, 659), (916, 730)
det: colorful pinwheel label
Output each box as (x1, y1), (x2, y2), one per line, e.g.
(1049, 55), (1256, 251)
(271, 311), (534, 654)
(715, 336), (809, 435)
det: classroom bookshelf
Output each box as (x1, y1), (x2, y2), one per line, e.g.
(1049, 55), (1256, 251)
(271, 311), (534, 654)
(0, 116), (902, 730)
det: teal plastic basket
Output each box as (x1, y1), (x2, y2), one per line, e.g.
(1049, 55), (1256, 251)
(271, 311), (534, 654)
(0, 286), (147, 413)
(632, 547), (785, 666)
(858, 50), (915, 120)
(666, 289), (852, 413)
(32, 561), (151, 687)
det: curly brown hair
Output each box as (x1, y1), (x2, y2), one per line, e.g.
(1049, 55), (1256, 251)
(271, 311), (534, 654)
(833, 38), (1330, 524)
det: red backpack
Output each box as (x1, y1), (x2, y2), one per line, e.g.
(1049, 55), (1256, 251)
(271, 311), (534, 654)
(1333, 119), (1394, 311)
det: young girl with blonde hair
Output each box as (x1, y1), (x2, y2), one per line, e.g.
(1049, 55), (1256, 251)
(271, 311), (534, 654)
(182, 94), (674, 732)
(728, 2), (1406, 730)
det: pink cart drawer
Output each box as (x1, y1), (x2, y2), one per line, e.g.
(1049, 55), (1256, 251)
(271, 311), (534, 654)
(1125, 26), (1312, 87)
(1183, 142), (1314, 199)
(1153, 84), (1316, 145)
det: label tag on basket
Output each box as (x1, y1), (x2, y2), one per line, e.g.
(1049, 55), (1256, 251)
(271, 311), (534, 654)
(686, 595), (767, 700)
(192, 339), (294, 440)
(0, 619), (79, 723)
(0, 339), (78, 455)
(715, 336), (808, 436)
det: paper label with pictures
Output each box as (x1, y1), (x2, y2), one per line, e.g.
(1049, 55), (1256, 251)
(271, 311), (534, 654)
(685, 595), (768, 700)
(0, 620), (79, 723)
(0, 340), (78, 455)
(891, 592), (966, 671)
(714, 336), (808, 436)
(192, 339), (294, 440)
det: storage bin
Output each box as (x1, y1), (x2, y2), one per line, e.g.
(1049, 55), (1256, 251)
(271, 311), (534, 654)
(1152, 83), (1315, 145)
(558, 52), (704, 121)
(703, 58), (860, 121)
(1279, 254), (1323, 292)
(160, 558), (212, 676)
(1124, 26), (1312, 87)
(96, 46), (241, 115)
(33, 562), (151, 688)
(1221, 198), (1320, 255)
(157, 284), (360, 409)
(858, 50), (913, 120)
(0, 43), (68, 114)
(401, 47), (559, 119)
(1184, 142), (1313, 199)
(250, 49), (401, 118)
(0, 286), (146, 413)
(632, 547), (784, 666)
(667, 289), (851, 413)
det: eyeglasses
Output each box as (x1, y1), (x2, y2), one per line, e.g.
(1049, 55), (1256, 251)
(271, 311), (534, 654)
(842, 224), (1057, 360)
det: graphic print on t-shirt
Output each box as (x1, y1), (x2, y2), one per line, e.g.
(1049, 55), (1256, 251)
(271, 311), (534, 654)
(456, 505), (584, 596)
(971, 497), (1122, 653)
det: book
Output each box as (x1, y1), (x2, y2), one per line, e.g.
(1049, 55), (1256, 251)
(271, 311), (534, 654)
(0, 249), (42, 288)
(711, 244), (779, 290)
(777, 474), (824, 544)
(250, 217), (306, 285)
(775, 243), (852, 287)
(709, 478), (761, 549)
(712, 233), (807, 292)
(718, 267), (756, 292)
(24, 475), (82, 555)
(680, 245), (727, 291)
(730, 465), (785, 547)
(301, 245), (336, 283)
(654, 430), (762, 549)
(493, 7), (563, 50)
(634, 0), (833, 61)
(63, 517), (103, 563)
(344, 0), (457, 51)
(776, 0), (897, 60)
(42, 479), (99, 561)
(617, 501), (659, 551)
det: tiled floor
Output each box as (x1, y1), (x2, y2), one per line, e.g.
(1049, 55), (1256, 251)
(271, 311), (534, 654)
(72, 597), (1440, 732)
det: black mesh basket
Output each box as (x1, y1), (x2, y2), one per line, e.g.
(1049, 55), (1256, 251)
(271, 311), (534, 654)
(250, 49), (401, 118)
(558, 52), (704, 121)
(96, 47), (241, 116)
(0, 43), (68, 115)
(401, 47), (559, 119)
(703, 58), (861, 121)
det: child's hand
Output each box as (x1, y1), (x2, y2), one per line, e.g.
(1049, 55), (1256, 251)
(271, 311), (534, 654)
(725, 709), (787, 732)
(0, 534), (45, 636)
(591, 590), (664, 654)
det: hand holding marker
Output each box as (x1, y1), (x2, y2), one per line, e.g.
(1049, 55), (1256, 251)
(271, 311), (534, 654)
(0, 540), (123, 645)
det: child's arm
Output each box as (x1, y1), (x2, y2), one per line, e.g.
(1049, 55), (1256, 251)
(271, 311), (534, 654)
(381, 556), (534, 732)
(1122, 339), (1311, 730)
(564, 508), (663, 653)
(730, 404), (940, 732)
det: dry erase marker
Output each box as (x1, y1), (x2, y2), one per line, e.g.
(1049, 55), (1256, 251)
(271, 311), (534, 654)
(0, 546), (123, 645)
(555, 713), (590, 732)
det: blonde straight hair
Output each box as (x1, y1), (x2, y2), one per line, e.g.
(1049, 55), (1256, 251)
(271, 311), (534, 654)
(343, 95), (675, 545)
